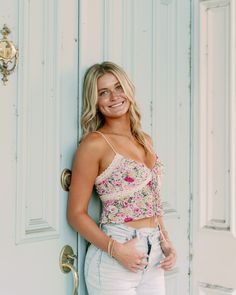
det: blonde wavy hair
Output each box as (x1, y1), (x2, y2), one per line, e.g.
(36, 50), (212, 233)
(81, 61), (151, 153)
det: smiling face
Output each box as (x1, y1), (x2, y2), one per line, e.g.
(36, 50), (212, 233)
(97, 72), (130, 119)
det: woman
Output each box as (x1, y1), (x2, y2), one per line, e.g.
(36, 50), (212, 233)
(67, 61), (176, 294)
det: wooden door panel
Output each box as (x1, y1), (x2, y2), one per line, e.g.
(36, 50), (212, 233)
(0, 0), (78, 294)
(192, 0), (236, 293)
(78, 1), (191, 294)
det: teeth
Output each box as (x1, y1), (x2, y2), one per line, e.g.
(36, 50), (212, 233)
(110, 102), (123, 108)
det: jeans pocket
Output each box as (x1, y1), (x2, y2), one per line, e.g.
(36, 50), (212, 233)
(100, 250), (115, 266)
(84, 244), (100, 278)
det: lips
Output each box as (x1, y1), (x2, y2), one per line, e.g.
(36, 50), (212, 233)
(109, 101), (125, 108)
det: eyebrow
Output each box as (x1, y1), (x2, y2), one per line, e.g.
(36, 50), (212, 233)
(98, 82), (121, 92)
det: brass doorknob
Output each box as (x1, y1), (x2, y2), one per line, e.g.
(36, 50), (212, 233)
(61, 168), (72, 191)
(59, 245), (79, 295)
(0, 24), (18, 85)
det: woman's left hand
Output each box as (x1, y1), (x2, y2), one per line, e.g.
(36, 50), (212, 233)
(159, 241), (177, 271)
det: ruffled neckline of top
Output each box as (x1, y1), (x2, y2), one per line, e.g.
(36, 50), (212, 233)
(95, 153), (159, 184)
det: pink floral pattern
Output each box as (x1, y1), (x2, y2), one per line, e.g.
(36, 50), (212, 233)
(124, 176), (134, 183)
(95, 154), (164, 224)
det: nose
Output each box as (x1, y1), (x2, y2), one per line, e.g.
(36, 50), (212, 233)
(110, 90), (119, 100)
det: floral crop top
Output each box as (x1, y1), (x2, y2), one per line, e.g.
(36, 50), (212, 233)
(94, 132), (164, 224)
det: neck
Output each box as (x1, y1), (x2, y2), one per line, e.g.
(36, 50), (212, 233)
(102, 115), (132, 136)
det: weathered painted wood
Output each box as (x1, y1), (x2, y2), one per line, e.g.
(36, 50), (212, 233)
(0, 0), (78, 294)
(78, 1), (191, 294)
(192, 0), (236, 292)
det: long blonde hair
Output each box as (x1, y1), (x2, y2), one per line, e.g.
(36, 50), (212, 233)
(81, 61), (150, 152)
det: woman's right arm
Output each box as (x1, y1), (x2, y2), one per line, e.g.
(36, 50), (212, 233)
(67, 134), (111, 252)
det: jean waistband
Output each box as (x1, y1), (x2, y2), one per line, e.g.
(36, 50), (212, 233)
(101, 223), (160, 240)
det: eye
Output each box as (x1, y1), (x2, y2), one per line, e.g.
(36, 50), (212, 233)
(115, 84), (123, 92)
(98, 90), (109, 97)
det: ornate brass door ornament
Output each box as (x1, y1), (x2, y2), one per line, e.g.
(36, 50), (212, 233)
(0, 24), (18, 85)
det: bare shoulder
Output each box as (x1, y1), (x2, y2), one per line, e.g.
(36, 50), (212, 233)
(71, 132), (107, 176)
(78, 132), (107, 156)
(69, 133), (107, 201)
(79, 132), (105, 153)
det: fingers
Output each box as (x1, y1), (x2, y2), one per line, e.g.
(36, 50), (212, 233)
(129, 256), (149, 272)
(159, 251), (176, 270)
(130, 261), (148, 272)
(117, 238), (150, 272)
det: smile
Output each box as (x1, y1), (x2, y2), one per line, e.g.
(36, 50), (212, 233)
(109, 101), (125, 108)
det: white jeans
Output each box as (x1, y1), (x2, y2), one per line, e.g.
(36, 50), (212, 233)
(84, 223), (165, 295)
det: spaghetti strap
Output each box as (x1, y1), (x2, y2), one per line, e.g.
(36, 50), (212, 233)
(94, 131), (117, 154)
